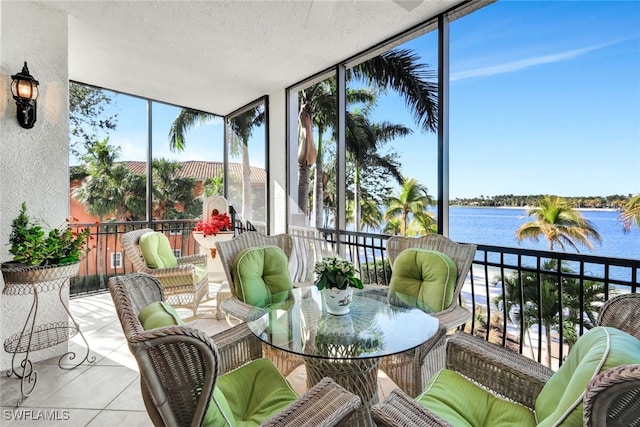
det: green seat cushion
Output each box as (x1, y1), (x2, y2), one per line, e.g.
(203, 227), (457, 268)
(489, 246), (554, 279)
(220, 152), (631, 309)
(389, 249), (458, 312)
(206, 358), (298, 427)
(195, 264), (208, 283)
(138, 301), (185, 330)
(417, 369), (536, 426)
(232, 246), (292, 306)
(535, 326), (640, 426)
(139, 232), (178, 269)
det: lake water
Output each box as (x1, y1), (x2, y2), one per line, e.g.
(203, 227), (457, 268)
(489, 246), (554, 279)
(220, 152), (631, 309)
(448, 207), (640, 261)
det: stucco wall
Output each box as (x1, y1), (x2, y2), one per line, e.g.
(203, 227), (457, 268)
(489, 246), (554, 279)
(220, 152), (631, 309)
(1, 1), (70, 370)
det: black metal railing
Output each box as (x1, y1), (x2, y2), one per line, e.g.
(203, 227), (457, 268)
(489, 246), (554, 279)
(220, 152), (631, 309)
(70, 221), (639, 368)
(286, 227), (639, 368)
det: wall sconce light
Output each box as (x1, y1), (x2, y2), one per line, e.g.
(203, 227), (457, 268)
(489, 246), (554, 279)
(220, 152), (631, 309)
(10, 62), (39, 129)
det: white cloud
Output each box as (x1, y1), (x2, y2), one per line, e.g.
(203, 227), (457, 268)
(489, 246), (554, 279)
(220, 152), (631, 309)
(451, 41), (618, 81)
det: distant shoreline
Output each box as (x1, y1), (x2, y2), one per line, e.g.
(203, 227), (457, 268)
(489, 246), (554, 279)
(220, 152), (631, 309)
(450, 205), (619, 212)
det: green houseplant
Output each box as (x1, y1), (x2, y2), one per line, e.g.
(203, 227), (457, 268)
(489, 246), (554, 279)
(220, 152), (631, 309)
(314, 257), (364, 316)
(5, 202), (92, 267)
(313, 257), (364, 291)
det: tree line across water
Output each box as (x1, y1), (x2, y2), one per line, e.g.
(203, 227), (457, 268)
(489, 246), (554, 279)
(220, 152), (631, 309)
(451, 194), (634, 210)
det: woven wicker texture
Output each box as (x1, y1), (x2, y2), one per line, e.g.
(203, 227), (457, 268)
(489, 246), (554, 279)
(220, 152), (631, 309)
(373, 328), (640, 427)
(108, 273), (362, 427)
(596, 293), (640, 339)
(121, 228), (209, 316)
(287, 225), (338, 284)
(584, 293), (640, 426)
(371, 389), (453, 427)
(379, 234), (477, 397)
(215, 231), (303, 376)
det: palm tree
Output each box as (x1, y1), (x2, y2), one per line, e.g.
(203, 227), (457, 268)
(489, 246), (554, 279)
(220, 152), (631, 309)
(151, 158), (198, 219)
(515, 195), (601, 252)
(620, 194), (640, 232)
(408, 210), (437, 235)
(202, 172), (224, 197)
(298, 81), (376, 225)
(74, 138), (144, 221)
(383, 217), (402, 235)
(168, 109), (216, 152)
(228, 106), (265, 221)
(354, 199), (383, 232)
(297, 48), (438, 223)
(168, 106), (264, 221)
(494, 259), (606, 367)
(384, 177), (434, 236)
(346, 112), (410, 231)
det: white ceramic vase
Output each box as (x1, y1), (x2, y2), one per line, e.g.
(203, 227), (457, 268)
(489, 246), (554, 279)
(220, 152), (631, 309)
(323, 287), (354, 315)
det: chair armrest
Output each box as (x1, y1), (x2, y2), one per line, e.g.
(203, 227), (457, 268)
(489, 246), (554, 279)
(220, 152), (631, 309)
(584, 364), (640, 427)
(371, 389), (453, 427)
(147, 265), (197, 283)
(446, 331), (554, 409)
(220, 298), (254, 321)
(435, 305), (471, 331)
(210, 323), (262, 375)
(262, 377), (362, 427)
(177, 254), (207, 266)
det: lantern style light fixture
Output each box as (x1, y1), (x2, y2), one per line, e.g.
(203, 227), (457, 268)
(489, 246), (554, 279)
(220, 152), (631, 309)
(10, 62), (39, 129)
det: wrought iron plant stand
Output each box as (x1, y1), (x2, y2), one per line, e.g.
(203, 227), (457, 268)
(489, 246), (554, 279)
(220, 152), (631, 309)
(2, 262), (95, 405)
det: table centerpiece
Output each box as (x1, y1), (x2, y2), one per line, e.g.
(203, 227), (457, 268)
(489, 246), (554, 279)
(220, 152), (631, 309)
(314, 256), (364, 315)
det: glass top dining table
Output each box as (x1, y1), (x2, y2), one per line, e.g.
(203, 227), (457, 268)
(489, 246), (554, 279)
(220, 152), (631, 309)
(246, 286), (439, 360)
(246, 286), (440, 427)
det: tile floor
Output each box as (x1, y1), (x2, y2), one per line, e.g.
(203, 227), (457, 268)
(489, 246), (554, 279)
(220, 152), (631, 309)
(1, 282), (397, 426)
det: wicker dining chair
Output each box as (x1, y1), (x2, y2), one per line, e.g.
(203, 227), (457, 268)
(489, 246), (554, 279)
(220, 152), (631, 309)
(596, 293), (640, 338)
(378, 234), (477, 397)
(121, 228), (209, 316)
(108, 273), (362, 427)
(372, 329), (640, 427)
(215, 231), (305, 376)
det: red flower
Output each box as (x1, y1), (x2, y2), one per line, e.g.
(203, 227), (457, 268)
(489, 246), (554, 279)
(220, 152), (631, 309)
(194, 210), (232, 237)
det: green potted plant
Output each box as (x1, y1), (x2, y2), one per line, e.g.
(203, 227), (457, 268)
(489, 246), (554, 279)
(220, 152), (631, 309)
(314, 257), (364, 315)
(2, 203), (93, 282)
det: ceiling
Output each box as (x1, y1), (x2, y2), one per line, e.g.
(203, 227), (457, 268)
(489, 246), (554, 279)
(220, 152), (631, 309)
(38, 0), (461, 116)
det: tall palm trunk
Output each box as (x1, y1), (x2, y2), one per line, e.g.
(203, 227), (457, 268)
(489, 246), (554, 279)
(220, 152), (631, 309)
(545, 323), (553, 367)
(297, 103), (316, 218)
(313, 133), (324, 228)
(353, 162), (362, 232)
(242, 142), (252, 220)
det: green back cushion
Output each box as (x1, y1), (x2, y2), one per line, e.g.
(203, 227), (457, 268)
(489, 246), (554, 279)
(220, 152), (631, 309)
(418, 369), (537, 427)
(207, 358), (298, 426)
(535, 326), (640, 426)
(138, 301), (185, 330)
(232, 246), (292, 306)
(139, 232), (178, 269)
(389, 249), (458, 311)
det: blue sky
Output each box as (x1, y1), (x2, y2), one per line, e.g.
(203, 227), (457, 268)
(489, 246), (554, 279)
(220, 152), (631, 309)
(373, 0), (640, 199)
(85, 1), (639, 200)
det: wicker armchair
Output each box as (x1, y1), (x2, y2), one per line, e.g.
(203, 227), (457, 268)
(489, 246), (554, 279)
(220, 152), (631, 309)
(121, 228), (209, 316)
(378, 234), (477, 397)
(215, 231), (304, 376)
(372, 330), (640, 427)
(108, 273), (362, 427)
(215, 231), (294, 321)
